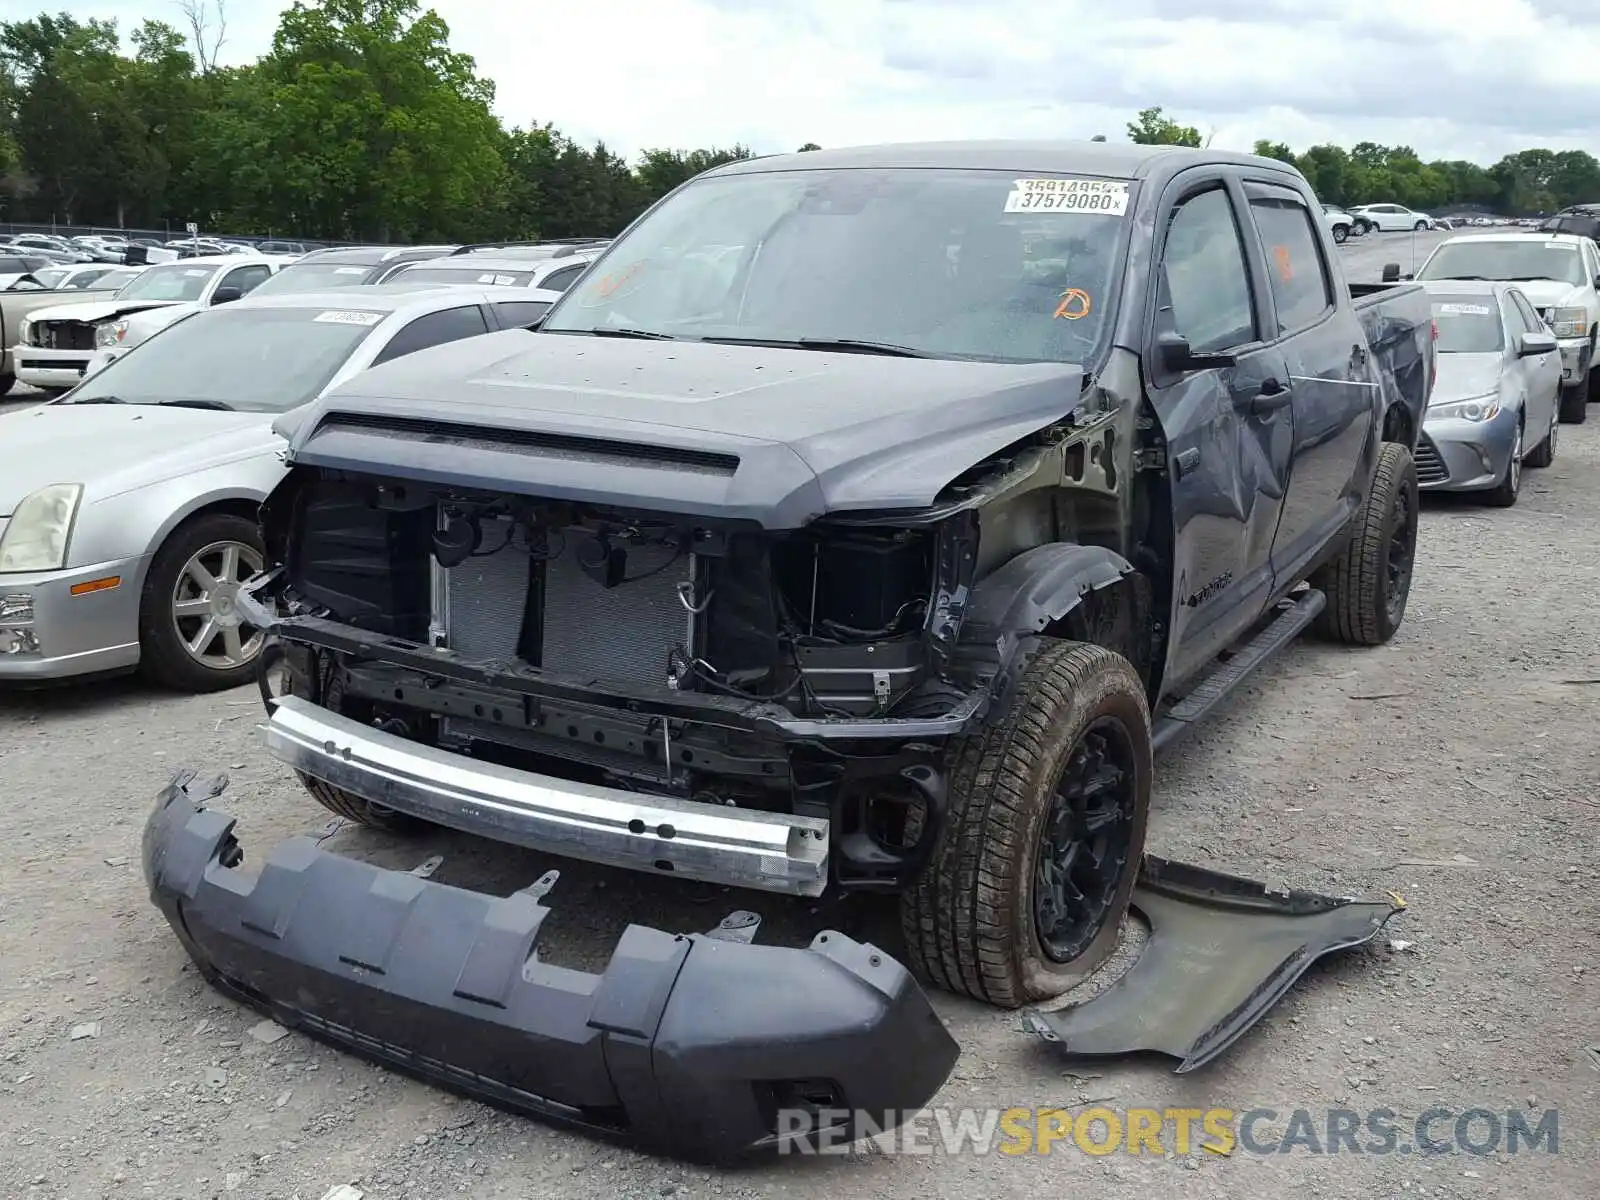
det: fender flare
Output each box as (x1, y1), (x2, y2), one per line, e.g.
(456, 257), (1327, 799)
(960, 542), (1137, 643)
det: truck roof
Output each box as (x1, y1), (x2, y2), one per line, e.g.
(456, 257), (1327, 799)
(706, 139), (1300, 182)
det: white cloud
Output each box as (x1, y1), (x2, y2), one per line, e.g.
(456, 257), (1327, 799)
(56, 0), (1600, 164)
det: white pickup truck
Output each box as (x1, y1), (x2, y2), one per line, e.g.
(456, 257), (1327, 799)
(1321, 203), (1359, 244)
(1399, 231), (1600, 423)
(13, 254), (293, 393)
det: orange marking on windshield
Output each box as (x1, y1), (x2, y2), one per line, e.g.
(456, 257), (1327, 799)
(1053, 288), (1093, 320)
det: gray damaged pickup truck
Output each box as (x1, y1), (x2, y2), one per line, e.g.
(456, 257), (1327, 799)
(144, 141), (1433, 1160)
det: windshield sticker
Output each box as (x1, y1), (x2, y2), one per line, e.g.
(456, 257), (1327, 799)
(494, 274), (518, 286)
(1271, 244), (1294, 282)
(1053, 288), (1093, 320)
(1435, 303), (1492, 315)
(184, 269), (208, 277)
(333, 266), (368, 274)
(313, 310), (383, 326)
(1004, 178), (1129, 216)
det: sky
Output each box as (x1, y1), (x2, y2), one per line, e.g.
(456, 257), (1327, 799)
(36, 0), (1600, 166)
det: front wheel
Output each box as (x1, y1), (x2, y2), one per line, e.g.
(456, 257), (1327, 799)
(138, 512), (267, 692)
(1413, 220), (1428, 231)
(1332, 224), (1348, 244)
(1526, 404), (1557, 468)
(900, 640), (1151, 1009)
(0, 371), (14, 396)
(1483, 417), (1522, 508)
(1311, 441), (1419, 646)
(1558, 383), (1587, 424)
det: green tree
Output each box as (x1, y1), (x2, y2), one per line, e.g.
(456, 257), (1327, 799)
(797, 142), (821, 151)
(1126, 106), (1201, 147)
(635, 145), (753, 202)
(1252, 139), (1296, 165)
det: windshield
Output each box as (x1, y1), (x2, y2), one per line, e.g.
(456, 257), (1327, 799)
(114, 263), (221, 302)
(1428, 297), (1504, 353)
(1417, 240), (1586, 286)
(33, 267), (68, 288)
(542, 166), (1133, 363)
(249, 260), (377, 295)
(396, 264), (541, 287)
(65, 305), (385, 413)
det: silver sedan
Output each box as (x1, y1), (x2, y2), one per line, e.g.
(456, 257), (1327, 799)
(1414, 280), (1563, 508)
(0, 282), (560, 690)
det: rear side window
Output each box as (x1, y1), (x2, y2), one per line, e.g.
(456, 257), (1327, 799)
(540, 264), (587, 292)
(1249, 197), (1334, 335)
(371, 305), (490, 365)
(1160, 187), (1258, 355)
(491, 300), (552, 328)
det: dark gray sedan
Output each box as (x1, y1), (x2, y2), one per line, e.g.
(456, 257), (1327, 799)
(1414, 280), (1562, 507)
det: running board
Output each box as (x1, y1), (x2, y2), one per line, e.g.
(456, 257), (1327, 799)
(1152, 588), (1326, 755)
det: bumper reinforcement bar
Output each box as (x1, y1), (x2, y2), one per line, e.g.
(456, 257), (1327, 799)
(142, 769), (960, 1163)
(264, 694), (831, 897)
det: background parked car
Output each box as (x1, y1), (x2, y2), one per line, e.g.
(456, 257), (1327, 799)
(1321, 203), (1359, 244)
(1350, 203), (1436, 232)
(245, 244), (461, 294)
(14, 255), (294, 394)
(1414, 280), (1562, 506)
(0, 283), (557, 691)
(385, 246), (603, 292)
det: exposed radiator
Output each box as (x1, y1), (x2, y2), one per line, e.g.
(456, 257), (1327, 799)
(441, 516), (695, 689)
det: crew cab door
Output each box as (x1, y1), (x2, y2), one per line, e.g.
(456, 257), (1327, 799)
(1240, 180), (1377, 586)
(1144, 173), (1293, 691)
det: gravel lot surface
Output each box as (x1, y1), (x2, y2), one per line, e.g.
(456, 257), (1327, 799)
(2, 228), (1596, 1199)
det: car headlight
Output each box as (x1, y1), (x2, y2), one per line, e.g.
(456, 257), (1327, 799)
(94, 319), (128, 349)
(1548, 307), (1588, 339)
(17, 316), (33, 346)
(1429, 395), (1501, 422)
(0, 484), (85, 573)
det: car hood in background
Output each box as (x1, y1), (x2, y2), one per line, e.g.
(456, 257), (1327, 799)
(19, 297), (186, 327)
(0, 403), (281, 514)
(1509, 279), (1588, 311)
(1428, 353), (1503, 406)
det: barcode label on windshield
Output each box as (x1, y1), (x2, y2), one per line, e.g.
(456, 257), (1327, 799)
(1436, 303), (1491, 315)
(314, 310), (383, 325)
(1004, 178), (1129, 216)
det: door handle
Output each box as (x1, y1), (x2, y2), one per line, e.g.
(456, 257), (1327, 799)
(1234, 377), (1292, 414)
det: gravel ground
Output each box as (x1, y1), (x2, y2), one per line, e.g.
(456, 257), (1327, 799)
(2, 228), (1596, 1199)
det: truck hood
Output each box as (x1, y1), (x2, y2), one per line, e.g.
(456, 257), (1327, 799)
(0, 403), (280, 515)
(282, 331), (1087, 528)
(21, 297), (183, 325)
(1429, 353), (1502, 404)
(1508, 279), (1587, 310)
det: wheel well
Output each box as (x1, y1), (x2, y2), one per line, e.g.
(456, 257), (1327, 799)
(1382, 403), (1413, 448)
(139, 499), (264, 605)
(1045, 572), (1158, 699)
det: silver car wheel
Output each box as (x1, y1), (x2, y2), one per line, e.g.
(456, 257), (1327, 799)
(171, 539), (266, 671)
(1508, 425), (1522, 493)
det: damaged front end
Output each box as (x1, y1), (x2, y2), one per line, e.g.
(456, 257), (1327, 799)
(142, 769), (960, 1163)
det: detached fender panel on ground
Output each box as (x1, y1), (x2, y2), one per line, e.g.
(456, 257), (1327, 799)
(1025, 855), (1406, 1073)
(142, 769), (960, 1164)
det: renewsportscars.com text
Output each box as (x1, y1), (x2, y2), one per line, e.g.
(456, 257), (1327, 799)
(775, 1106), (1561, 1157)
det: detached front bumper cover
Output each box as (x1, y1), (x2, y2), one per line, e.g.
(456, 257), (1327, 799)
(142, 769), (960, 1163)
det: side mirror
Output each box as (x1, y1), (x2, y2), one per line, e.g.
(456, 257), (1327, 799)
(1381, 263), (1401, 282)
(1156, 330), (1238, 374)
(211, 285), (243, 305)
(1518, 330), (1557, 357)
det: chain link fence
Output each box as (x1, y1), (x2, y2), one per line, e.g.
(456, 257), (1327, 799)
(0, 220), (386, 250)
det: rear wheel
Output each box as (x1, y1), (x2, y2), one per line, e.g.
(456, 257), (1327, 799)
(901, 640), (1151, 1009)
(1312, 442), (1419, 646)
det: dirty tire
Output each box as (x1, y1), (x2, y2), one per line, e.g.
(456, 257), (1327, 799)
(1312, 441), (1419, 646)
(138, 512), (265, 693)
(900, 640), (1151, 1009)
(1559, 383), (1587, 424)
(297, 771), (424, 833)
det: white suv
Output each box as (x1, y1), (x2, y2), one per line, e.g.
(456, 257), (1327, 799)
(1351, 203), (1435, 233)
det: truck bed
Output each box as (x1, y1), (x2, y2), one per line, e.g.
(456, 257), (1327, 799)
(1348, 279), (1434, 449)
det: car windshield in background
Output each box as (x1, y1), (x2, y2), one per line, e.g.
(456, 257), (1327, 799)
(65, 305), (385, 413)
(248, 261), (375, 295)
(398, 265), (541, 286)
(1417, 241), (1586, 286)
(33, 267), (68, 288)
(114, 263), (220, 302)
(1429, 298), (1504, 353)
(542, 166), (1134, 364)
